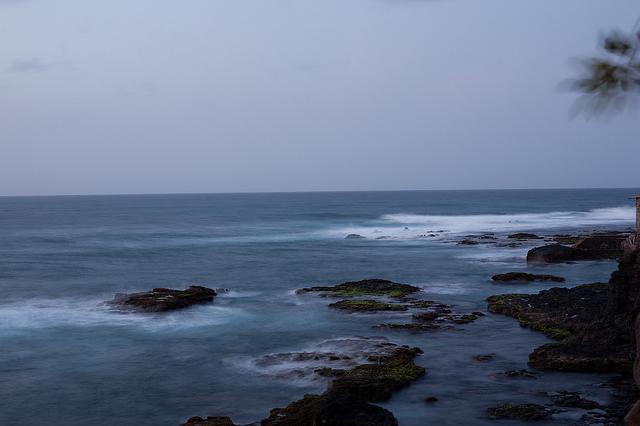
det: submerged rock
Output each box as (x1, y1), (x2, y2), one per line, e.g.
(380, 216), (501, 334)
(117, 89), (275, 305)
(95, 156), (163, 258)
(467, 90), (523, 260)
(298, 279), (421, 298)
(379, 306), (481, 333)
(181, 417), (235, 426)
(508, 233), (543, 240)
(548, 391), (602, 409)
(111, 285), (216, 312)
(502, 369), (539, 379)
(329, 299), (408, 312)
(474, 354), (495, 362)
(487, 403), (554, 421)
(377, 323), (445, 332)
(491, 272), (565, 283)
(345, 234), (366, 240)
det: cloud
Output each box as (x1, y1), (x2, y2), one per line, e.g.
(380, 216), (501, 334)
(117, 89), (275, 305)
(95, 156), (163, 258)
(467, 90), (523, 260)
(6, 58), (60, 73)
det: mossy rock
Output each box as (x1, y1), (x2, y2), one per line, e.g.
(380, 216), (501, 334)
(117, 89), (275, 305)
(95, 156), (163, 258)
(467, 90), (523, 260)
(486, 294), (529, 313)
(329, 300), (408, 312)
(298, 279), (420, 298)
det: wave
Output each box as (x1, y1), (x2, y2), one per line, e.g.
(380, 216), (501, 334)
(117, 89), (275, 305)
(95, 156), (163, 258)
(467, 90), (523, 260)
(226, 336), (396, 386)
(0, 296), (247, 335)
(324, 206), (634, 240)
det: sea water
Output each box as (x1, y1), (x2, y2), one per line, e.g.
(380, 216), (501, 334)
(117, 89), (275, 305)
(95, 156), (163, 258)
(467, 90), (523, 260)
(0, 189), (637, 425)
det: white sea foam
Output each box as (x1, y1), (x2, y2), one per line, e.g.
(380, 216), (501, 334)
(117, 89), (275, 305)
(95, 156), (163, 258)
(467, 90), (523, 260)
(227, 336), (395, 386)
(0, 296), (246, 334)
(325, 206), (634, 240)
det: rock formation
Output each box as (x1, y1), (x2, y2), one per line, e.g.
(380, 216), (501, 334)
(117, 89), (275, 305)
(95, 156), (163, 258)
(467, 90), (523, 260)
(110, 285), (216, 312)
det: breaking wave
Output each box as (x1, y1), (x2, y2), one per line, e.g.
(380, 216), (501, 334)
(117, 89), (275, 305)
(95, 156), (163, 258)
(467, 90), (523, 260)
(325, 206), (634, 240)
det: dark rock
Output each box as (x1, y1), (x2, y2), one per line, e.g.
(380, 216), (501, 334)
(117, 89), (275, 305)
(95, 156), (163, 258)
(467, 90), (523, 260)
(574, 235), (626, 259)
(491, 249), (640, 375)
(548, 391), (602, 409)
(185, 344), (424, 426)
(487, 403), (554, 421)
(328, 346), (425, 401)
(491, 272), (565, 283)
(408, 300), (436, 309)
(527, 235), (628, 263)
(551, 234), (583, 245)
(345, 234), (366, 240)
(262, 394), (398, 426)
(329, 300), (408, 312)
(457, 239), (479, 245)
(314, 367), (346, 378)
(474, 354), (495, 362)
(298, 279), (421, 298)
(502, 369), (539, 379)
(487, 283), (607, 342)
(424, 396), (438, 403)
(526, 244), (581, 263)
(447, 313), (480, 324)
(413, 312), (440, 321)
(377, 323), (444, 332)
(112, 285), (216, 312)
(496, 242), (521, 248)
(181, 416), (235, 426)
(532, 250), (640, 375)
(508, 233), (543, 240)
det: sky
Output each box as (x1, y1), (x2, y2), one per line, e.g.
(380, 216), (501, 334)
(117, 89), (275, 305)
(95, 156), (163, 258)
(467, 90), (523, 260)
(1, 0), (639, 196)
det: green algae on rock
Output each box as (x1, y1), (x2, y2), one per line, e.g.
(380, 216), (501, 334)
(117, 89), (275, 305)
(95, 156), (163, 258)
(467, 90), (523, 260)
(329, 299), (408, 312)
(486, 284), (608, 341)
(181, 345), (425, 426)
(297, 279), (421, 298)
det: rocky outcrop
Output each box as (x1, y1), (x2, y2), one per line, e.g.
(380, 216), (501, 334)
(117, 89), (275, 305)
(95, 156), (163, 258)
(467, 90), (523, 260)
(527, 235), (628, 263)
(530, 249), (640, 376)
(182, 345), (424, 426)
(526, 244), (581, 263)
(261, 394), (398, 426)
(490, 248), (640, 379)
(111, 286), (216, 312)
(298, 279), (421, 298)
(182, 417), (235, 426)
(487, 283), (607, 341)
(508, 233), (543, 240)
(491, 272), (565, 283)
(574, 234), (627, 259)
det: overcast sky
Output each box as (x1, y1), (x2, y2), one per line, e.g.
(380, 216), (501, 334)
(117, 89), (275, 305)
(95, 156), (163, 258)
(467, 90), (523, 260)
(1, 0), (639, 196)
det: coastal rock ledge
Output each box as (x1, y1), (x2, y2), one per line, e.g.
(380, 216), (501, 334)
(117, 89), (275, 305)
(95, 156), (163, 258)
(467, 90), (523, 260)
(182, 345), (425, 426)
(111, 285), (216, 312)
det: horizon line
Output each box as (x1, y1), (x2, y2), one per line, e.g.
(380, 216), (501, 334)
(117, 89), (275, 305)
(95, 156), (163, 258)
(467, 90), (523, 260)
(1, 186), (640, 198)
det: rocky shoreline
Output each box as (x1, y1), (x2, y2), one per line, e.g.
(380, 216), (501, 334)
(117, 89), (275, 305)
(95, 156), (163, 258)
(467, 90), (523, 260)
(487, 245), (640, 423)
(103, 230), (639, 424)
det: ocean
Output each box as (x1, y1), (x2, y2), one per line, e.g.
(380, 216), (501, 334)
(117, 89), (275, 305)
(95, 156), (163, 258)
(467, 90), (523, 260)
(0, 188), (637, 425)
